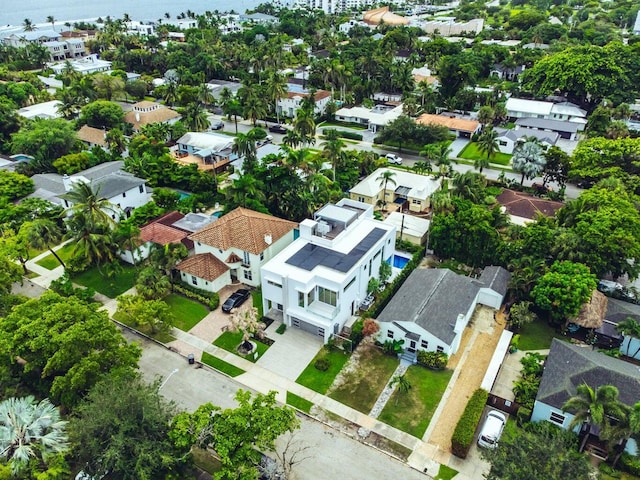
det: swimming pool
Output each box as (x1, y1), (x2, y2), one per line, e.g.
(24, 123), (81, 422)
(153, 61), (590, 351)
(393, 253), (411, 269)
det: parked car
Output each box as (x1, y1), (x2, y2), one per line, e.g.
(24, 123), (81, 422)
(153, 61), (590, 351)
(210, 120), (224, 130)
(477, 410), (506, 449)
(269, 124), (287, 134)
(222, 289), (251, 313)
(360, 294), (375, 311)
(597, 279), (623, 294)
(385, 153), (403, 164)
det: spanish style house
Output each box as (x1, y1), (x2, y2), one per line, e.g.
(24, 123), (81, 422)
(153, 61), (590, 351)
(377, 267), (510, 358)
(183, 207), (298, 291)
(124, 101), (181, 131)
(260, 199), (396, 342)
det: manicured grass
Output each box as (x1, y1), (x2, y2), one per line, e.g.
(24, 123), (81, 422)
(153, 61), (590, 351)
(35, 243), (75, 270)
(435, 464), (459, 480)
(71, 262), (137, 298)
(458, 142), (512, 166)
(329, 347), (399, 414)
(319, 120), (367, 130)
(378, 365), (453, 438)
(201, 352), (245, 377)
(213, 331), (270, 363)
(286, 391), (313, 413)
(252, 289), (263, 317)
(518, 320), (565, 351)
(25, 271), (40, 279)
(112, 311), (176, 344)
(296, 348), (351, 394)
(164, 293), (208, 331)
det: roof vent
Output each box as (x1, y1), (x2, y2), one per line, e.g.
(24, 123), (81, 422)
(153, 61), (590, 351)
(264, 234), (272, 245)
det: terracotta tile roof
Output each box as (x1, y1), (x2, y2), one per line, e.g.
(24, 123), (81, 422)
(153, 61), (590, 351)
(77, 125), (107, 146)
(416, 114), (479, 133)
(226, 252), (242, 263)
(139, 223), (189, 245)
(132, 100), (159, 109)
(125, 104), (180, 130)
(176, 253), (229, 281)
(496, 189), (564, 220)
(286, 90), (331, 101)
(189, 207), (298, 255)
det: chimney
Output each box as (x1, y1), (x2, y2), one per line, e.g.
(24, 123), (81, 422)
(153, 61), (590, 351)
(264, 233), (272, 245)
(135, 112), (140, 122)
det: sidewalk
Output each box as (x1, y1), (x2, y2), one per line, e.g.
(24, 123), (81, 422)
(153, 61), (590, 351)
(24, 242), (70, 289)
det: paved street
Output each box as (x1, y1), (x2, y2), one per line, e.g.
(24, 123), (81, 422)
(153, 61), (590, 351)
(127, 330), (429, 480)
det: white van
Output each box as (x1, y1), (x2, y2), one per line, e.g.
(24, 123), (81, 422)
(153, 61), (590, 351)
(477, 410), (506, 449)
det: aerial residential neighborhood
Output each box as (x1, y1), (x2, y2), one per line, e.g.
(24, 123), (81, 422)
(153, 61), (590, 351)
(1, 0), (640, 479)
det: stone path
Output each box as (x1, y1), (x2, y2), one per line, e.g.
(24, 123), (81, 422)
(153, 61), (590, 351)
(369, 363), (409, 418)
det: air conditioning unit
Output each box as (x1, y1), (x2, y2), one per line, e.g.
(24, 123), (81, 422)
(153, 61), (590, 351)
(317, 220), (332, 236)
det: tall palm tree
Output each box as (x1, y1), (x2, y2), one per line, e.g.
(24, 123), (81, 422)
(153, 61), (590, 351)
(282, 130), (304, 149)
(61, 181), (116, 228)
(377, 170), (397, 211)
(476, 127), (499, 173)
(294, 108), (316, 146)
(232, 131), (260, 174)
(616, 318), (640, 358)
(223, 98), (243, 134)
(562, 383), (626, 452)
(225, 174), (265, 209)
(65, 213), (118, 269)
(0, 396), (69, 475)
(22, 19), (35, 32)
(321, 129), (346, 182)
(46, 15), (56, 31)
(181, 102), (209, 132)
(430, 190), (453, 214)
(197, 83), (215, 107)
(264, 71), (287, 125)
(512, 138), (546, 185)
(452, 171), (486, 202)
(21, 219), (66, 268)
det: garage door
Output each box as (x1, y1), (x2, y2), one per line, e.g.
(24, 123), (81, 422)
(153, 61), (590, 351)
(291, 317), (325, 338)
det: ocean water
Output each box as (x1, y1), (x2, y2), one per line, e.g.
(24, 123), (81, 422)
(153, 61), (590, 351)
(1, 0), (267, 30)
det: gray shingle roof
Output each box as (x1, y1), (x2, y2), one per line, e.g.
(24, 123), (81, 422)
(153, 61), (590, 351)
(79, 161), (125, 180)
(515, 117), (580, 133)
(605, 298), (640, 325)
(93, 172), (144, 199)
(479, 266), (510, 298)
(537, 339), (640, 410)
(31, 173), (65, 195)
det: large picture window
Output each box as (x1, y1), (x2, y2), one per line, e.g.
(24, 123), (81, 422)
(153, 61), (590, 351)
(317, 286), (337, 306)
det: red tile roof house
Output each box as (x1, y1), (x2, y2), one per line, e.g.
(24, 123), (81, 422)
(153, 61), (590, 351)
(176, 207), (298, 293)
(119, 211), (214, 265)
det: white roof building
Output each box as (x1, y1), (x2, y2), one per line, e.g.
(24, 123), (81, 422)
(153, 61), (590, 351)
(260, 198), (396, 342)
(384, 212), (431, 246)
(17, 100), (62, 120)
(505, 98), (587, 128)
(335, 104), (403, 132)
(50, 54), (111, 75)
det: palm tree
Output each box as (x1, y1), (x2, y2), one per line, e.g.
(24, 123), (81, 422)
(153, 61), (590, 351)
(294, 108), (316, 146)
(225, 174), (265, 209)
(282, 130), (304, 149)
(197, 83), (215, 107)
(264, 71), (287, 125)
(0, 396), (69, 475)
(376, 170), (397, 211)
(512, 138), (546, 185)
(105, 128), (127, 156)
(223, 99), (243, 134)
(616, 318), (640, 358)
(65, 213), (118, 269)
(321, 129), (346, 182)
(430, 190), (453, 214)
(390, 374), (412, 405)
(476, 127), (499, 173)
(232, 130), (262, 174)
(181, 102), (209, 131)
(452, 171), (486, 202)
(562, 383), (626, 452)
(46, 15), (56, 31)
(23, 19), (35, 32)
(60, 181), (116, 228)
(22, 219), (66, 268)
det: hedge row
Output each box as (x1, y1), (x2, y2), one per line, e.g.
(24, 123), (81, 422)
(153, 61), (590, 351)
(417, 350), (448, 370)
(451, 388), (489, 458)
(323, 128), (363, 141)
(172, 281), (220, 310)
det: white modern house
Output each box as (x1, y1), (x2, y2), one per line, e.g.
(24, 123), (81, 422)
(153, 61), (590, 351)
(531, 339), (640, 456)
(277, 87), (332, 118)
(17, 100), (62, 120)
(377, 267), (510, 358)
(182, 207), (298, 291)
(50, 54), (111, 75)
(0, 29), (86, 62)
(260, 199), (396, 342)
(349, 167), (442, 213)
(335, 104), (403, 133)
(505, 98), (587, 129)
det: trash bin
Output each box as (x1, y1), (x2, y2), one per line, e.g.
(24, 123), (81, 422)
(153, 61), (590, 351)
(188, 353), (195, 365)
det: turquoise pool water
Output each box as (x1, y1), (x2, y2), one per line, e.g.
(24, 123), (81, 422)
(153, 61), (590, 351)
(393, 254), (410, 269)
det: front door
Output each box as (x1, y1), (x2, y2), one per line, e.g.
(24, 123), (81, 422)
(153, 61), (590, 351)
(408, 340), (416, 353)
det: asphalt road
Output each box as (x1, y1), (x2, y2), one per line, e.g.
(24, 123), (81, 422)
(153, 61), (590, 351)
(127, 331), (428, 480)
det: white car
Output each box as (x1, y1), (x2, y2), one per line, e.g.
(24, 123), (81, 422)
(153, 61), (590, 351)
(477, 410), (506, 449)
(385, 153), (403, 164)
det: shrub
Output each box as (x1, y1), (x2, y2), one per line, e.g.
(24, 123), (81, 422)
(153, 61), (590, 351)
(372, 248), (425, 317)
(349, 318), (364, 346)
(382, 339), (404, 355)
(50, 272), (96, 302)
(417, 350), (448, 370)
(172, 281), (219, 310)
(314, 358), (331, 371)
(322, 128), (363, 141)
(276, 324), (287, 334)
(599, 462), (621, 478)
(516, 407), (532, 426)
(451, 388), (489, 458)
(484, 195), (496, 205)
(621, 453), (640, 477)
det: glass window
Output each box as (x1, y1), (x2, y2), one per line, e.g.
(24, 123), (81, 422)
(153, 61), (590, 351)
(298, 291), (304, 307)
(387, 330), (394, 338)
(122, 192), (126, 198)
(191, 276), (197, 285)
(345, 277), (356, 291)
(244, 270), (252, 281)
(139, 185), (144, 193)
(260, 252), (264, 261)
(421, 340), (428, 349)
(549, 412), (565, 426)
(436, 346), (444, 353)
(317, 287), (337, 306)
(307, 289), (315, 305)
(243, 251), (250, 265)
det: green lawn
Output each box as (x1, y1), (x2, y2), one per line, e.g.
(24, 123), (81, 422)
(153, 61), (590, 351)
(435, 464), (459, 480)
(329, 347), (399, 414)
(296, 348), (351, 394)
(318, 120), (367, 130)
(378, 365), (453, 438)
(164, 293), (209, 331)
(112, 311), (176, 344)
(518, 320), (565, 351)
(213, 331), (270, 363)
(459, 142), (512, 166)
(201, 352), (245, 377)
(72, 263), (137, 298)
(35, 243), (75, 270)
(252, 289), (263, 317)
(286, 391), (313, 413)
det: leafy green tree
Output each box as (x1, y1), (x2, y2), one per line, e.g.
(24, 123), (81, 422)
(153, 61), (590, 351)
(52, 152), (92, 175)
(0, 396), (69, 475)
(79, 100), (124, 129)
(531, 261), (597, 323)
(69, 373), (190, 480)
(508, 301), (537, 331)
(91, 73), (125, 101)
(0, 291), (140, 408)
(116, 295), (174, 334)
(170, 390), (299, 480)
(11, 119), (81, 171)
(482, 421), (594, 480)
(135, 266), (171, 300)
(541, 146), (569, 189)
(224, 174), (267, 212)
(0, 171), (34, 200)
(376, 115), (416, 152)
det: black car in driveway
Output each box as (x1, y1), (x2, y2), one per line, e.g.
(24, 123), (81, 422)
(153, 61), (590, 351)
(268, 124), (287, 134)
(222, 289), (251, 313)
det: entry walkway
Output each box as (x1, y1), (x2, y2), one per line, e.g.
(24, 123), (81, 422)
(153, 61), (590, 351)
(24, 242), (70, 289)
